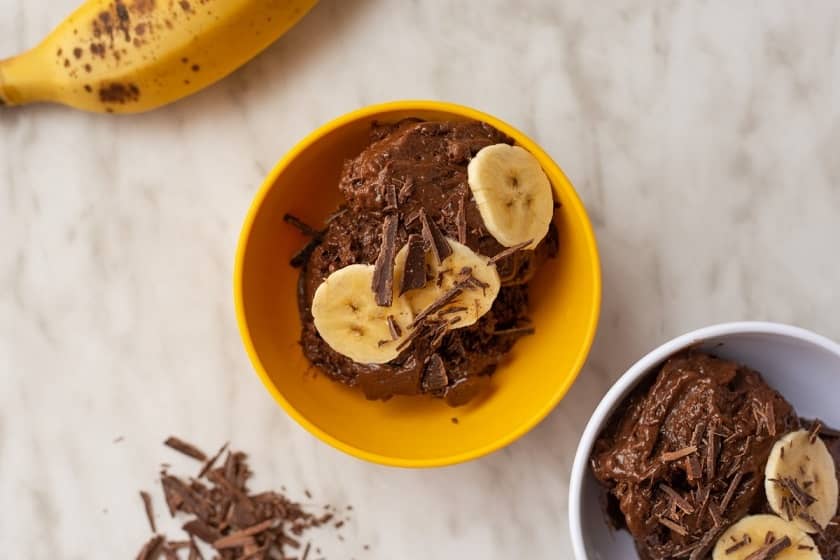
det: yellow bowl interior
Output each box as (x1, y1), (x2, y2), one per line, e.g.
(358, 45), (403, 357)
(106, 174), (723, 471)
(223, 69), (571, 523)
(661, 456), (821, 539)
(235, 101), (601, 467)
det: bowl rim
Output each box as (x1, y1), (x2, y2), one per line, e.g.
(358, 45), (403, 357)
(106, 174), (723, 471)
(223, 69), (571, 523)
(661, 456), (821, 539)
(568, 320), (840, 559)
(234, 99), (602, 468)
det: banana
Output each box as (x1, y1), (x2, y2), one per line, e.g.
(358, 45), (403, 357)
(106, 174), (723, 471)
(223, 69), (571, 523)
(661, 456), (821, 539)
(393, 237), (500, 329)
(712, 514), (820, 560)
(311, 264), (413, 365)
(765, 429), (839, 533)
(0, 0), (317, 113)
(467, 143), (554, 249)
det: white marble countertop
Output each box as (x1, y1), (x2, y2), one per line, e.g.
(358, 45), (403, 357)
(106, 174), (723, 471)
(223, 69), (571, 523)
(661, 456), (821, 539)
(2, 1), (839, 558)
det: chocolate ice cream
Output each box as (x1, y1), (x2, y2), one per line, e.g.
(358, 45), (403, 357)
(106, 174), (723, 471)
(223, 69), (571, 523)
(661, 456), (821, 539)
(293, 119), (557, 405)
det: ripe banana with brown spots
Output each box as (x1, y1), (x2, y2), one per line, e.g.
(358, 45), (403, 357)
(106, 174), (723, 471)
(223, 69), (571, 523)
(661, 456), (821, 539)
(0, 0), (317, 113)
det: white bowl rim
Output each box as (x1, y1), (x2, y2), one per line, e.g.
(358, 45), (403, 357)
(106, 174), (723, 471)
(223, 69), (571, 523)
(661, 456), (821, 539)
(568, 320), (840, 560)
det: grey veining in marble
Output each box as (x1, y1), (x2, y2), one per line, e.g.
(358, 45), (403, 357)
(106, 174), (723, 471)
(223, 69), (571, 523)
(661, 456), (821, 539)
(1, 0), (839, 558)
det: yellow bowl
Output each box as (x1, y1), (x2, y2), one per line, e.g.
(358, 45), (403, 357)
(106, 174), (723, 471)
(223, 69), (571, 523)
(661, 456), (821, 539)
(234, 100), (601, 467)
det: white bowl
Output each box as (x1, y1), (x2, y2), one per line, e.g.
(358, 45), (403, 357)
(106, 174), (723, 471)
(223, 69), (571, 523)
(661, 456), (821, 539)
(569, 321), (840, 560)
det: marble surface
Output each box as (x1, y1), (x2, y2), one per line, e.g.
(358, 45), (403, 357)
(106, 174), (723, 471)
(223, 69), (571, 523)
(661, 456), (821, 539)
(2, 0), (840, 558)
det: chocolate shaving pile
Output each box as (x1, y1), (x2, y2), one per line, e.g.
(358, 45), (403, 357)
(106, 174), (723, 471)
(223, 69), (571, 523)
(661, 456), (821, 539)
(136, 438), (352, 560)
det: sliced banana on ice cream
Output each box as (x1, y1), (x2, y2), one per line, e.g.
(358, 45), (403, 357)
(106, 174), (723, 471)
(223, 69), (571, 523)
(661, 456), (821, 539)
(765, 429), (839, 533)
(394, 237), (500, 329)
(312, 264), (414, 364)
(712, 514), (820, 560)
(467, 143), (553, 249)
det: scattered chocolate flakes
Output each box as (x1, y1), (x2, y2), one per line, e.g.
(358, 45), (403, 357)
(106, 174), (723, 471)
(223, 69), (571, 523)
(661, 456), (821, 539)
(418, 210), (452, 264)
(136, 439), (352, 560)
(164, 437), (207, 462)
(808, 421), (822, 444)
(386, 315), (402, 340)
(371, 215), (399, 306)
(399, 234), (427, 295)
(743, 535), (791, 560)
(140, 490), (157, 532)
(489, 239), (533, 264)
(661, 446), (698, 462)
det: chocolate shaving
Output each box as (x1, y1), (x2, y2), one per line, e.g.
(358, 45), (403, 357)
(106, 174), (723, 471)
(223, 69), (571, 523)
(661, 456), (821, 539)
(283, 214), (322, 240)
(688, 527), (726, 560)
(422, 354), (448, 392)
(686, 455), (702, 481)
(410, 285), (463, 327)
(198, 442), (229, 479)
(397, 177), (415, 204)
(289, 238), (321, 268)
(797, 510), (822, 532)
(766, 401), (776, 436)
(489, 239), (533, 264)
(743, 535), (791, 560)
(492, 326), (536, 337)
(724, 534), (750, 554)
(661, 446), (698, 462)
(660, 484), (695, 514)
(386, 315), (402, 339)
(720, 471), (744, 512)
(808, 421), (822, 444)
(384, 182), (398, 212)
(140, 491), (157, 533)
(136, 535), (165, 560)
(456, 195), (467, 244)
(706, 425), (718, 481)
(164, 437), (207, 461)
(372, 215), (399, 306)
(418, 210), (452, 264)
(399, 234), (427, 294)
(708, 501), (724, 528)
(657, 516), (688, 536)
(438, 306), (468, 316)
(213, 519), (279, 549)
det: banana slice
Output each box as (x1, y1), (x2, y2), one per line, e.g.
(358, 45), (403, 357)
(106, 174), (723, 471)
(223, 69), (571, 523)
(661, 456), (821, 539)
(712, 514), (820, 560)
(393, 238), (500, 329)
(311, 264), (413, 364)
(765, 429), (839, 533)
(467, 143), (553, 249)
